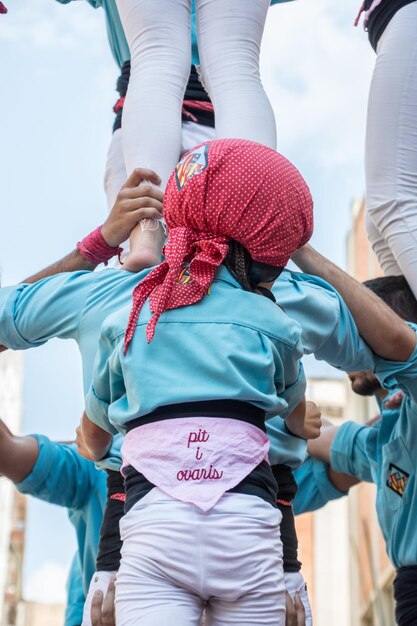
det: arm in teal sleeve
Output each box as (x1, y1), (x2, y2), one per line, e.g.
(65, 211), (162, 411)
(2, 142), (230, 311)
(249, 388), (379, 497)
(95, 433), (123, 472)
(280, 361), (306, 420)
(271, 329), (306, 420)
(266, 416), (307, 469)
(330, 422), (374, 483)
(375, 324), (417, 402)
(65, 554), (85, 626)
(293, 456), (347, 515)
(274, 271), (374, 373)
(0, 271), (97, 350)
(85, 327), (123, 435)
(15, 435), (93, 510)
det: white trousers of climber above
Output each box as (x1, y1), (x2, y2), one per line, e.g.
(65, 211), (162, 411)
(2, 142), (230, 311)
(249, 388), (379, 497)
(365, 2), (417, 298)
(115, 0), (276, 189)
(115, 488), (286, 626)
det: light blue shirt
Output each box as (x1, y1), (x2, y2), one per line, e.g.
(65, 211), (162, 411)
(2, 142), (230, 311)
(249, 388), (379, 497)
(15, 436), (107, 623)
(0, 266), (373, 468)
(331, 335), (417, 569)
(292, 456), (346, 516)
(85, 266), (306, 433)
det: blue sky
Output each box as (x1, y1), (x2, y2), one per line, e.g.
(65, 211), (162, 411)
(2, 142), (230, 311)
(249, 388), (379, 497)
(0, 0), (375, 603)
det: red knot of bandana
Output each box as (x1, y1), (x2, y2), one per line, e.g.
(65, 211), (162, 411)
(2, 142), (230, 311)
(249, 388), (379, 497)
(124, 138), (313, 353)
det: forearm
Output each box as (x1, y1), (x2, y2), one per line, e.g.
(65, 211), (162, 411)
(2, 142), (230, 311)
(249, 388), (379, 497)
(307, 425), (338, 464)
(81, 411), (112, 462)
(328, 467), (360, 492)
(22, 250), (97, 284)
(292, 245), (416, 361)
(285, 397), (307, 439)
(0, 421), (39, 482)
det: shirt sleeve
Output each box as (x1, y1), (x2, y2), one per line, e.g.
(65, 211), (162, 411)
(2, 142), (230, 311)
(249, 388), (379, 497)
(15, 436), (93, 510)
(95, 433), (123, 472)
(280, 360), (307, 420)
(276, 271), (375, 372)
(65, 554), (85, 626)
(54, 0), (102, 7)
(374, 323), (417, 402)
(0, 272), (96, 350)
(292, 456), (347, 515)
(84, 329), (123, 435)
(266, 417), (307, 468)
(330, 422), (374, 483)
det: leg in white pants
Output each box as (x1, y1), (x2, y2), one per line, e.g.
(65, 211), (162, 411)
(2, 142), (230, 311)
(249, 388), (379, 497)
(115, 0), (192, 186)
(284, 571), (313, 626)
(116, 489), (285, 626)
(365, 211), (401, 276)
(365, 2), (417, 297)
(103, 123), (216, 265)
(104, 129), (127, 212)
(81, 570), (117, 626)
(196, 0), (276, 149)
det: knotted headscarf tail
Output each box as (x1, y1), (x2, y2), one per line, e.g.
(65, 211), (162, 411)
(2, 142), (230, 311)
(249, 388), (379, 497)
(124, 138), (313, 353)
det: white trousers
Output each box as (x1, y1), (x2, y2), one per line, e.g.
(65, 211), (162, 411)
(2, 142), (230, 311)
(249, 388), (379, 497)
(115, 0), (275, 187)
(104, 123), (216, 213)
(115, 488), (285, 626)
(365, 2), (417, 297)
(284, 571), (313, 626)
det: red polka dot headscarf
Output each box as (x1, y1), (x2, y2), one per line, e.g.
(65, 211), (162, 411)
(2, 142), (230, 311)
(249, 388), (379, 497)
(124, 138), (313, 352)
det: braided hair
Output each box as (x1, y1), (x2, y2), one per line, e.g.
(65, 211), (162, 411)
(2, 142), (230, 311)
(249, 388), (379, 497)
(224, 240), (256, 293)
(224, 240), (284, 310)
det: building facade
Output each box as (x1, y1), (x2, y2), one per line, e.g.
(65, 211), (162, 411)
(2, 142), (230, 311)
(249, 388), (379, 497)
(0, 351), (25, 626)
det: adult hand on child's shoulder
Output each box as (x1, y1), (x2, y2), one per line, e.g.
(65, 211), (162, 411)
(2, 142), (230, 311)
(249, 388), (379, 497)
(102, 168), (164, 248)
(302, 400), (322, 440)
(286, 400), (322, 441)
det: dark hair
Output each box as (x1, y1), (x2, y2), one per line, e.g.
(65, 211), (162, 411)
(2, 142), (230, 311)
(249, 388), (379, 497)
(224, 240), (255, 292)
(363, 275), (417, 323)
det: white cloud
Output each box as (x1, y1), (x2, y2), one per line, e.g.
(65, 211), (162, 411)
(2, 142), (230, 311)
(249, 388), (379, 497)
(0, 0), (106, 53)
(25, 561), (68, 604)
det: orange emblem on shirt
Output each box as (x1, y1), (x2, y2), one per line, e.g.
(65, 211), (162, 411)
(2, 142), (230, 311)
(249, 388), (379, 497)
(386, 463), (409, 497)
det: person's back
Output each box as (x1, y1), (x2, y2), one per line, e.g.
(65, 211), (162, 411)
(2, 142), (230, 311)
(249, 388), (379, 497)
(90, 264), (304, 433)
(82, 138), (313, 626)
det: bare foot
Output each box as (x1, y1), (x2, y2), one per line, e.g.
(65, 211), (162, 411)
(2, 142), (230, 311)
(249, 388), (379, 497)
(123, 219), (165, 272)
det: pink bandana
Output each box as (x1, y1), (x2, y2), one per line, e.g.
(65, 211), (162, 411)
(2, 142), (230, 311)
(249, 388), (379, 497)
(124, 138), (313, 351)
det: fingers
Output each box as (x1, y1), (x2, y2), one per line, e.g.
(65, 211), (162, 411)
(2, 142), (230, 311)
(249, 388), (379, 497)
(101, 576), (116, 626)
(120, 183), (164, 204)
(384, 390), (404, 410)
(121, 196), (163, 216)
(122, 168), (162, 189)
(294, 592), (306, 626)
(285, 591), (297, 626)
(91, 590), (104, 626)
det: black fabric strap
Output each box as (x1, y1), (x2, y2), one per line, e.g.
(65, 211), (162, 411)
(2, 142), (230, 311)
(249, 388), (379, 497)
(124, 461), (278, 515)
(113, 63), (214, 132)
(95, 470), (124, 572)
(126, 400), (266, 432)
(367, 0), (416, 51)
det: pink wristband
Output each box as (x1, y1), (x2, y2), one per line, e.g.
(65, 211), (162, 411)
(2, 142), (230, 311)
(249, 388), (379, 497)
(77, 226), (123, 266)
